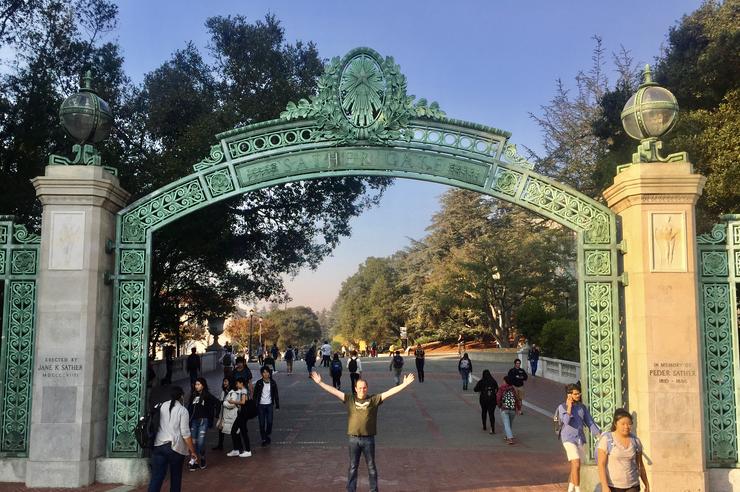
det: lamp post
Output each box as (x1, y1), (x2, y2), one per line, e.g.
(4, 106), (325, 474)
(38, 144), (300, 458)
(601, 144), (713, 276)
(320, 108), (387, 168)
(258, 317), (263, 351)
(248, 308), (255, 361)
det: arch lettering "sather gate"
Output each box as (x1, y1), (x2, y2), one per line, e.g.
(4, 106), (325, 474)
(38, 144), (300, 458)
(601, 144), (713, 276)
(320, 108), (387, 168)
(107, 48), (624, 456)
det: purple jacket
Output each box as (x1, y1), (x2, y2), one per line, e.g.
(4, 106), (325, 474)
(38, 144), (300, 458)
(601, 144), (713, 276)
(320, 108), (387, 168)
(557, 402), (600, 445)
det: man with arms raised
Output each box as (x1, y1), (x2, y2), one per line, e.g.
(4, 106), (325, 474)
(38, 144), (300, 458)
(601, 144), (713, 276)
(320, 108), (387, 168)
(310, 370), (415, 492)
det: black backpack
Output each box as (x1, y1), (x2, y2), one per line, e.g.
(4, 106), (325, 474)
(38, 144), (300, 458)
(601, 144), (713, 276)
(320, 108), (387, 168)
(134, 402), (163, 449)
(348, 358), (358, 373)
(393, 355), (404, 369)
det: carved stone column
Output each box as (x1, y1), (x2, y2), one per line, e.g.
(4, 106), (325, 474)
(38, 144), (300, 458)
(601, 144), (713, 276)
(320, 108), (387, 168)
(603, 161), (707, 490)
(26, 166), (129, 487)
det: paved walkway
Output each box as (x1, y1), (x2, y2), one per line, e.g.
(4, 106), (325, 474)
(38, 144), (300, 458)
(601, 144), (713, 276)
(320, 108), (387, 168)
(1, 356), (571, 492)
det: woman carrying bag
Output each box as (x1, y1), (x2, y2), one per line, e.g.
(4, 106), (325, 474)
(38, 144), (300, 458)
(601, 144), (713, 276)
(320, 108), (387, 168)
(598, 408), (649, 492)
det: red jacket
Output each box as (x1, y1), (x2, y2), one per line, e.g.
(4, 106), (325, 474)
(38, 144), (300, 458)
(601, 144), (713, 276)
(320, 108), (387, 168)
(496, 383), (522, 412)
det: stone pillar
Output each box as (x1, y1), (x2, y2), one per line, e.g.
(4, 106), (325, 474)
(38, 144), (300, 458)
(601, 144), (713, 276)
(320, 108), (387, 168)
(26, 166), (129, 487)
(603, 161), (707, 490)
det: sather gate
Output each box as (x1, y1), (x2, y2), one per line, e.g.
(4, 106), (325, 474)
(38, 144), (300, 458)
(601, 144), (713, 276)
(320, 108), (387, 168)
(106, 47), (623, 456)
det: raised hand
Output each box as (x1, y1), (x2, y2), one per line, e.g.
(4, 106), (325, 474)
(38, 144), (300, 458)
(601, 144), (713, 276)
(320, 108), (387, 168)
(403, 373), (415, 385)
(310, 371), (322, 384)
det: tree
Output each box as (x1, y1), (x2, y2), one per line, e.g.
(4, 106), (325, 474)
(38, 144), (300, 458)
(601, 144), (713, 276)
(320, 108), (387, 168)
(515, 299), (552, 344)
(263, 306), (322, 349)
(539, 318), (579, 362)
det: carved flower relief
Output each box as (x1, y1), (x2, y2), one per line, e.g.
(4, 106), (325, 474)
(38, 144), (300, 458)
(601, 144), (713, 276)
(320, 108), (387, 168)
(10, 250), (36, 275)
(205, 169), (234, 197)
(339, 54), (386, 128)
(585, 250), (611, 276)
(120, 250), (146, 275)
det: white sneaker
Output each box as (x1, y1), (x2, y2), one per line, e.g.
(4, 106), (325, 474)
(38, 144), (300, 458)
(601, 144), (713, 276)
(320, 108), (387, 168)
(226, 450), (240, 457)
(239, 451), (252, 458)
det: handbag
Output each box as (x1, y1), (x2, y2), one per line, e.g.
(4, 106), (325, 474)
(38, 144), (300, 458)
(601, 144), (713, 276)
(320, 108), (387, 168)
(242, 399), (258, 420)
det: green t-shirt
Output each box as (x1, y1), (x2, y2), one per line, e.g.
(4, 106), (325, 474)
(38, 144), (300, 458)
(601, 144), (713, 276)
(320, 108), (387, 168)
(344, 394), (383, 436)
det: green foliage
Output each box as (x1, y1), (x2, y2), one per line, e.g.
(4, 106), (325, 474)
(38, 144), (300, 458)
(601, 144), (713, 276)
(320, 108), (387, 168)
(263, 306), (322, 349)
(539, 318), (579, 362)
(332, 256), (407, 345)
(515, 299), (552, 344)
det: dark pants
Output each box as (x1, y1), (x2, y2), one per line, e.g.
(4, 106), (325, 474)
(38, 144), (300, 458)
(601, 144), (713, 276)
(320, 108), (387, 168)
(530, 359), (538, 376)
(609, 487), (640, 492)
(230, 412), (251, 452)
(350, 372), (360, 395)
(148, 444), (185, 492)
(332, 373), (342, 389)
(347, 436), (377, 492)
(258, 404), (273, 442)
(415, 359), (424, 382)
(307, 361), (315, 375)
(480, 401), (495, 430)
(188, 370), (198, 387)
(322, 355), (331, 367)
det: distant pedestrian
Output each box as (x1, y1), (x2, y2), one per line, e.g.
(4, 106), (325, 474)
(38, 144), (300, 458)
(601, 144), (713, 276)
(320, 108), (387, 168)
(271, 343), (279, 361)
(305, 341), (317, 377)
(557, 383), (601, 492)
(330, 353), (343, 389)
(414, 343), (425, 382)
(258, 343), (265, 366)
(347, 350), (362, 395)
(147, 386), (199, 492)
(221, 348), (234, 379)
(186, 347), (201, 388)
(212, 377), (232, 451)
(507, 358), (528, 414)
(389, 350), (404, 386)
(226, 377), (252, 458)
(321, 340), (332, 367)
(496, 375), (521, 445)
(263, 351), (276, 374)
(163, 345), (175, 385)
(473, 369), (498, 434)
(458, 353), (473, 390)
(284, 344), (294, 374)
(231, 357), (254, 396)
(528, 344), (541, 377)
(254, 366), (280, 446)
(597, 408), (649, 492)
(186, 377), (217, 471)
(310, 370), (415, 492)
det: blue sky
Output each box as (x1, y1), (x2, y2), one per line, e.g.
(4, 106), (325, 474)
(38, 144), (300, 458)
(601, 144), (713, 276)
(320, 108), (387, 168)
(114, 0), (700, 311)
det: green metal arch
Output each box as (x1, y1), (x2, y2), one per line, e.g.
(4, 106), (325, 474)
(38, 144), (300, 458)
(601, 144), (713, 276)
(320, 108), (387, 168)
(107, 47), (624, 457)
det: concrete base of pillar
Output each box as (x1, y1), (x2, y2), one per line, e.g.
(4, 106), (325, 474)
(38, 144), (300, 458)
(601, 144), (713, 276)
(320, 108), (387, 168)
(26, 459), (94, 488)
(708, 469), (740, 492)
(0, 458), (26, 483)
(96, 457), (149, 486)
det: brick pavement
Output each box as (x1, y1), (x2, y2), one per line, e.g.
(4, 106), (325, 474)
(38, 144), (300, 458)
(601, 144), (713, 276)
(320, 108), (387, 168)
(0, 356), (572, 492)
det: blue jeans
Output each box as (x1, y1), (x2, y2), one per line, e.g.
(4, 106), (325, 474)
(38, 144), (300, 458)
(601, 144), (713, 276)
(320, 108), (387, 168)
(530, 359), (538, 376)
(347, 435), (377, 492)
(500, 409), (516, 439)
(190, 417), (208, 457)
(148, 444), (185, 492)
(460, 369), (470, 389)
(258, 404), (274, 442)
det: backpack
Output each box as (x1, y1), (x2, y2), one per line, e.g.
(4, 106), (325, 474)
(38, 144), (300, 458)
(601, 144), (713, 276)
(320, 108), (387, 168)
(222, 353), (232, 367)
(331, 359), (342, 374)
(605, 432), (642, 455)
(502, 388), (516, 410)
(134, 402), (163, 449)
(348, 358), (358, 373)
(393, 355), (404, 369)
(553, 407), (563, 438)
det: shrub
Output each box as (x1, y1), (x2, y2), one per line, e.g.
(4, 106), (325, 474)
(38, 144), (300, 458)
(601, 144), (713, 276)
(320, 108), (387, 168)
(515, 299), (551, 344)
(539, 318), (579, 362)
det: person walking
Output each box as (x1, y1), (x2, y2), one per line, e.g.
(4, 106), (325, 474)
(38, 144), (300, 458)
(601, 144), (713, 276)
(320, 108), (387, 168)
(413, 343), (425, 383)
(347, 350), (362, 395)
(186, 377), (217, 471)
(305, 341), (317, 377)
(221, 347), (234, 379)
(186, 347), (201, 388)
(284, 344), (294, 375)
(147, 386), (199, 492)
(389, 350), (404, 386)
(598, 408), (649, 492)
(458, 353), (473, 390)
(263, 351), (276, 374)
(496, 376), (521, 445)
(528, 344), (541, 377)
(226, 377), (252, 458)
(321, 340), (333, 367)
(473, 369), (498, 434)
(507, 358), (528, 414)
(557, 383), (601, 492)
(330, 352), (343, 389)
(212, 377), (232, 451)
(271, 343), (280, 362)
(310, 370), (415, 492)
(253, 366), (280, 446)
(231, 357), (254, 396)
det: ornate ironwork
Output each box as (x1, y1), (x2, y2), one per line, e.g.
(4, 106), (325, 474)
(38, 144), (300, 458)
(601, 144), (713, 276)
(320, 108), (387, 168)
(108, 47), (623, 458)
(0, 217), (39, 456)
(698, 215), (740, 466)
